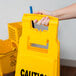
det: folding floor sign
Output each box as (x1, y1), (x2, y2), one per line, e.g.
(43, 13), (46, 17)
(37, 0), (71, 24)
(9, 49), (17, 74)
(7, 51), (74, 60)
(15, 14), (60, 76)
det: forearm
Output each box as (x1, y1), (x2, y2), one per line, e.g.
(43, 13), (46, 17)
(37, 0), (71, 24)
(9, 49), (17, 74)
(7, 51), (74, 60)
(50, 3), (76, 20)
(34, 3), (76, 25)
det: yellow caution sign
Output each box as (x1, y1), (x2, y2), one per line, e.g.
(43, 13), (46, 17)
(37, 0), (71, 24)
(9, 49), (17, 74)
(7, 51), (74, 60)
(15, 14), (60, 76)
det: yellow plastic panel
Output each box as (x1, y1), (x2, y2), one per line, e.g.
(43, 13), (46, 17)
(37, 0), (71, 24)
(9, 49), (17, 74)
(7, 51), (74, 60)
(0, 39), (17, 76)
(15, 14), (60, 76)
(8, 22), (22, 47)
(0, 39), (13, 54)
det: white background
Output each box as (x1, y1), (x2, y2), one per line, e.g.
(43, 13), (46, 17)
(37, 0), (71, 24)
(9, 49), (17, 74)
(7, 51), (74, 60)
(0, 0), (76, 63)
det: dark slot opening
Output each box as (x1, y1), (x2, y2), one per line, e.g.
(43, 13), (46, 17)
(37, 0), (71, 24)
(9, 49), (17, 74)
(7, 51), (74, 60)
(32, 21), (35, 28)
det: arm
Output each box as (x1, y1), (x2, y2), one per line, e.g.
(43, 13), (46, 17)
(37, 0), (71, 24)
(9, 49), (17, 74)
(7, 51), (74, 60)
(34, 3), (76, 25)
(52, 3), (76, 20)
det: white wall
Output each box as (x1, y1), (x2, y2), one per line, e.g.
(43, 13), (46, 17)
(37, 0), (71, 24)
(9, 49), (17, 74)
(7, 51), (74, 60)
(0, 0), (76, 64)
(0, 0), (25, 40)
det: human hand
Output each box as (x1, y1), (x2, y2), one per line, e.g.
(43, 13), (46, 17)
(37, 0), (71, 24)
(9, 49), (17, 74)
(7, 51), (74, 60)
(34, 10), (52, 25)
(34, 3), (76, 25)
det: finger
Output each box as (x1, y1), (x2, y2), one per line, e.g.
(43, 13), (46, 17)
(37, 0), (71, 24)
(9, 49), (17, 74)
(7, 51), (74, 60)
(34, 19), (38, 23)
(39, 10), (50, 15)
(34, 11), (43, 14)
(45, 18), (50, 25)
(42, 17), (49, 25)
(37, 17), (46, 25)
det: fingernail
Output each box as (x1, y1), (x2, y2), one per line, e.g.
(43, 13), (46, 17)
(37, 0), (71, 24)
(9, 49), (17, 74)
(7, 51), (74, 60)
(45, 23), (48, 25)
(46, 16), (49, 19)
(42, 22), (45, 25)
(37, 23), (41, 25)
(34, 19), (37, 23)
(45, 19), (50, 25)
(37, 21), (41, 25)
(43, 17), (46, 19)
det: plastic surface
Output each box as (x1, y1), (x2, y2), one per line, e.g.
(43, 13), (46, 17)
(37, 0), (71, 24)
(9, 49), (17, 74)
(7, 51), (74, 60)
(15, 14), (60, 76)
(30, 6), (33, 14)
(0, 39), (13, 54)
(8, 22), (22, 47)
(0, 39), (17, 76)
(0, 22), (22, 76)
